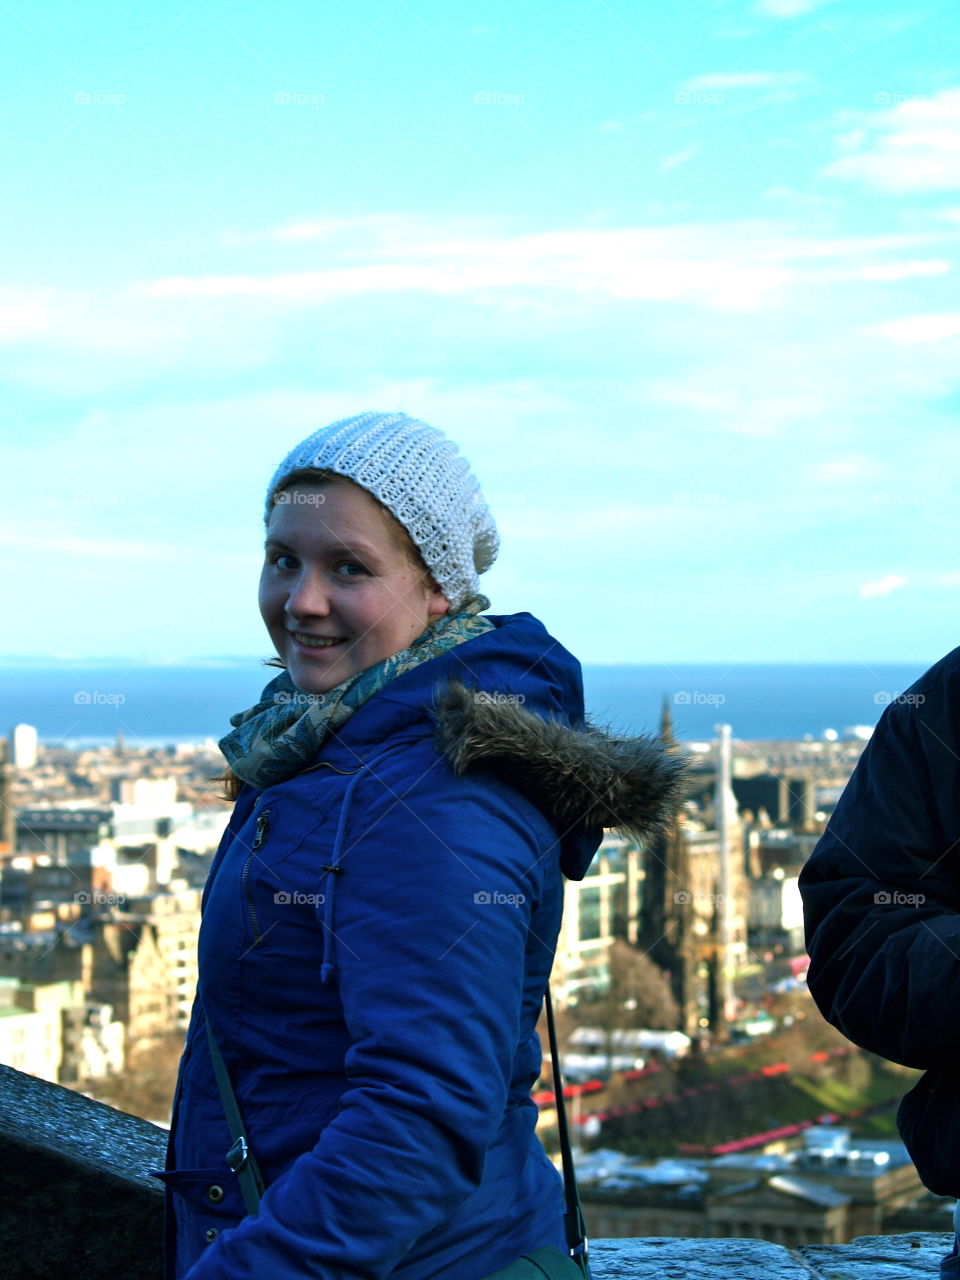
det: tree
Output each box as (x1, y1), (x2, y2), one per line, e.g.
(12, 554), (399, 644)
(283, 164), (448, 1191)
(86, 1031), (185, 1125)
(606, 938), (681, 1031)
(570, 940), (681, 1076)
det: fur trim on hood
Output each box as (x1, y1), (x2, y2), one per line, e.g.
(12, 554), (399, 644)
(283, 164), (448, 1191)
(432, 680), (687, 875)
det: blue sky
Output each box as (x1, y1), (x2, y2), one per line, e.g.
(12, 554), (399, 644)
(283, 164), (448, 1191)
(2, 0), (959, 664)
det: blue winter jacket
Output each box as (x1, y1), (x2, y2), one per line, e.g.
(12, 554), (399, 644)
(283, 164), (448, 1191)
(158, 613), (682, 1280)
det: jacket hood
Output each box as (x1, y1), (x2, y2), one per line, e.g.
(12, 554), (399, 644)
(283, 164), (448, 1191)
(431, 679), (686, 881)
(333, 612), (686, 880)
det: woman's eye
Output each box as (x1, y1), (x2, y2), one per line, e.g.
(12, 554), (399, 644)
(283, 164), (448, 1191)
(335, 561), (367, 577)
(272, 553), (298, 571)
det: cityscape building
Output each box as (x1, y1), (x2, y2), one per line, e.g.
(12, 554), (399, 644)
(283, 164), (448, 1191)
(578, 1127), (928, 1247)
(10, 724), (37, 770)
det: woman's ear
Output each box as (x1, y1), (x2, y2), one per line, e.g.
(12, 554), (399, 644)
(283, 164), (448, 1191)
(427, 583), (451, 620)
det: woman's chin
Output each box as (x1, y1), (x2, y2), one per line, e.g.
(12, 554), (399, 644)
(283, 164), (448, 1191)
(286, 651), (353, 697)
(289, 669), (339, 697)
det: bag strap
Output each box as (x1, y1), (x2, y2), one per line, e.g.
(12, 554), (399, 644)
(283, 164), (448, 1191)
(204, 1010), (266, 1215)
(544, 985), (589, 1273)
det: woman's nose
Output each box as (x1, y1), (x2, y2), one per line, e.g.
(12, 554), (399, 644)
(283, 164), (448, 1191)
(284, 570), (331, 619)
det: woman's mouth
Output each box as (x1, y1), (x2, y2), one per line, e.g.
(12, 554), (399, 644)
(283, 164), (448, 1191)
(291, 632), (347, 650)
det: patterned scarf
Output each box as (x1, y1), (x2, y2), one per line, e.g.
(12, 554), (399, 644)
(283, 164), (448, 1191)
(219, 595), (495, 789)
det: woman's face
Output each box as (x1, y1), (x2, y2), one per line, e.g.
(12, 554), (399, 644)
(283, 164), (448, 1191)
(259, 480), (450, 695)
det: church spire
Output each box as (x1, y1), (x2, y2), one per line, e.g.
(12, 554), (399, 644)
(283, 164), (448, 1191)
(660, 694), (675, 746)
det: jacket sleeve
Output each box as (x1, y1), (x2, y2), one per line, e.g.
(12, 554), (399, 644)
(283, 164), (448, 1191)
(183, 758), (554, 1280)
(800, 654), (960, 1069)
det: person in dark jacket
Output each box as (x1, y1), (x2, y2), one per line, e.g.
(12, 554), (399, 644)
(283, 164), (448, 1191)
(159, 411), (684, 1280)
(800, 647), (960, 1277)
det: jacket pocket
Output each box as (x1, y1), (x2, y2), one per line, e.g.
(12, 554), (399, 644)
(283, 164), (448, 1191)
(152, 1165), (247, 1220)
(153, 1165), (247, 1273)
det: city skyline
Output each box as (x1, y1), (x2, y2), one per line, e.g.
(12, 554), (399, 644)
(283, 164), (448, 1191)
(2, 1), (959, 664)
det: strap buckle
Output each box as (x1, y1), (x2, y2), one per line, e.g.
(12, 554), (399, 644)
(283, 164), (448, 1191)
(226, 1136), (250, 1173)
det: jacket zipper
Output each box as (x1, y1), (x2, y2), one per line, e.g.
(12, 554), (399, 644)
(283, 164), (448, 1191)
(237, 761), (364, 949)
(241, 809), (270, 944)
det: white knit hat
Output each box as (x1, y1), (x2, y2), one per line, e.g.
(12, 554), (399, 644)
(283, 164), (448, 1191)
(265, 411), (499, 610)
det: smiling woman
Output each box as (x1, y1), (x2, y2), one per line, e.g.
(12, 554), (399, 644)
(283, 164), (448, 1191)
(157, 410), (685, 1280)
(259, 474), (450, 694)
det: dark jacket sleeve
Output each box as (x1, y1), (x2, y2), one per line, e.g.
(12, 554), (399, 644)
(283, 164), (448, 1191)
(800, 648), (960, 1069)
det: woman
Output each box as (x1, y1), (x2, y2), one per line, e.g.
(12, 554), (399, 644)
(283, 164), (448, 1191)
(159, 411), (684, 1280)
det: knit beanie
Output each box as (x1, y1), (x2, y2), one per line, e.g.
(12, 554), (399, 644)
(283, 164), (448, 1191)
(265, 411), (499, 610)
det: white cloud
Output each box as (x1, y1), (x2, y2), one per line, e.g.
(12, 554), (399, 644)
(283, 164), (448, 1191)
(661, 143), (701, 171)
(140, 221), (953, 326)
(803, 259), (952, 286)
(0, 527), (176, 559)
(144, 226), (797, 313)
(756, 0), (829, 13)
(853, 260), (950, 282)
(3, 216), (957, 387)
(220, 214), (420, 248)
(859, 574), (907, 600)
(682, 71), (810, 92)
(145, 266), (478, 299)
(872, 314), (960, 342)
(824, 89), (960, 192)
(648, 379), (844, 438)
(807, 457), (881, 484)
(0, 288), (56, 343)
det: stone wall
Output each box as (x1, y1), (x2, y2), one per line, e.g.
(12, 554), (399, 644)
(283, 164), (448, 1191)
(590, 1232), (950, 1277)
(0, 1061), (167, 1279)
(0, 1062), (950, 1278)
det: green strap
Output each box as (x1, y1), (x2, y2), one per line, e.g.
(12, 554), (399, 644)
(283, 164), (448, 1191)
(204, 1010), (266, 1216)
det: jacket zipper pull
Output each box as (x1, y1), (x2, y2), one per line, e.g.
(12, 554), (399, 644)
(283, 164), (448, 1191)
(252, 810), (270, 850)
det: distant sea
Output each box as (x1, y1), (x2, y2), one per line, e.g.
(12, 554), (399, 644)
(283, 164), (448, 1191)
(0, 658), (935, 748)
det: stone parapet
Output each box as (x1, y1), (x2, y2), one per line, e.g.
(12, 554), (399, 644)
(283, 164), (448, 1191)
(0, 1062), (950, 1278)
(590, 1232), (949, 1277)
(0, 1061), (167, 1279)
